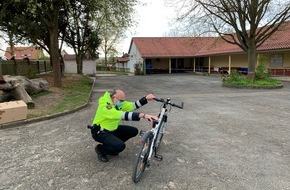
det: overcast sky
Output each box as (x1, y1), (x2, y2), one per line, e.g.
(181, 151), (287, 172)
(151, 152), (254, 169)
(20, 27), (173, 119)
(0, 0), (177, 57)
(117, 0), (176, 55)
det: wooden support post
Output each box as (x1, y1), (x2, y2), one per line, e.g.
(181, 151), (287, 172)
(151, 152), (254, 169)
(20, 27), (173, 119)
(208, 57), (211, 74)
(193, 57), (196, 72)
(169, 59), (171, 74)
(229, 55), (232, 74)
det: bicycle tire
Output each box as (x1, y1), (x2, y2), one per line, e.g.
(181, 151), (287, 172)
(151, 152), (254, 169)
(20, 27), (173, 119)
(132, 132), (153, 183)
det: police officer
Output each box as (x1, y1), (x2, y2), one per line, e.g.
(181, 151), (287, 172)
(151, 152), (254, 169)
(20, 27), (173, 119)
(91, 89), (158, 162)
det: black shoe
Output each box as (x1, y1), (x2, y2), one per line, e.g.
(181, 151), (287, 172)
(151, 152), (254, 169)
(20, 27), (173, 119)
(110, 152), (119, 156)
(95, 145), (109, 162)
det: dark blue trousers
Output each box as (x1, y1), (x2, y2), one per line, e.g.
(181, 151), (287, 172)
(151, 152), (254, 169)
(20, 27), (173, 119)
(94, 125), (138, 156)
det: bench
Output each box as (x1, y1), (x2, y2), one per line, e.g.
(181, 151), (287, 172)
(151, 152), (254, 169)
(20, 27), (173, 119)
(218, 67), (248, 75)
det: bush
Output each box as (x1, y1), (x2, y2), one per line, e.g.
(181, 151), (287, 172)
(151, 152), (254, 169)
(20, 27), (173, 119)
(223, 70), (281, 87)
(222, 58), (282, 87)
(255, 57), (270, 80)
(134, 62), (143, 75)
(228, 70), (241, 82)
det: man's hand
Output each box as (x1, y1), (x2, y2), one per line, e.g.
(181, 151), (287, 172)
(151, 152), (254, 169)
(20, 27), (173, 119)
(145, 93), (155, 101)
(144, 114), (158, 121)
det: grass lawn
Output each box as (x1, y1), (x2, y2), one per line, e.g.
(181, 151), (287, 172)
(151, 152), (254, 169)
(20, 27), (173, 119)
(28, 73), (93, 119)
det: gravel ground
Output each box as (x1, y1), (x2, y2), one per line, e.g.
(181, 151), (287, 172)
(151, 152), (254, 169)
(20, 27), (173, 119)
(1, 73), (290, 190)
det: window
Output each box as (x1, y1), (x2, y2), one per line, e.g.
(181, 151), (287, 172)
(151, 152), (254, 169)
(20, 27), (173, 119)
(270, 54), (283, 68)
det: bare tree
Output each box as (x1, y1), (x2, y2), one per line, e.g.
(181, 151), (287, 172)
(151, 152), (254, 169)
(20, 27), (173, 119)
(63, 0), (102, 74)
(169, 0), (290, 80)
(97, 0), (137, 65)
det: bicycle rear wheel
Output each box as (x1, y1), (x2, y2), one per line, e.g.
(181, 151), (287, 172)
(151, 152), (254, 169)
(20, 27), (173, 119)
(132, 133), (152, 183)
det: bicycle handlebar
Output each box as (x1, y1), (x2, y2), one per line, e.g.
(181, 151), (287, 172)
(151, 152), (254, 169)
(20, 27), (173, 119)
(153, 98), (184, 109)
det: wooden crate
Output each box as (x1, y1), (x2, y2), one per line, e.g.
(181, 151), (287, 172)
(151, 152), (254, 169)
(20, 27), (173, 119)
(0, 100), (27, 124)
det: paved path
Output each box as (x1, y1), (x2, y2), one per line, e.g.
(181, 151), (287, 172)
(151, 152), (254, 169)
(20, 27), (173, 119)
(1, 74), (290, 190)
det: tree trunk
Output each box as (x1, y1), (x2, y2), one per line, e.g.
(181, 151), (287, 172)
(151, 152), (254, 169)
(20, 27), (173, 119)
(0, 76), (49, 93)
(247, 40), (257, 81)
(50, 9), (62, 88)
(10, 84), (35, 108)
(76, 55), (83, 74)
(60, 54), (65, 77)
(0, 75), (49, 108)
(0, 92), (12, 102)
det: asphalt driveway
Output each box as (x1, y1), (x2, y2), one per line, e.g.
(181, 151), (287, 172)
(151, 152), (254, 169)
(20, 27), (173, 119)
(1, 74), (290, 190)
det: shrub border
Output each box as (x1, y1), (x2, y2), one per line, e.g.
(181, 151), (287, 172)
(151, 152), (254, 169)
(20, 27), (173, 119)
(222, 82), (284, 89)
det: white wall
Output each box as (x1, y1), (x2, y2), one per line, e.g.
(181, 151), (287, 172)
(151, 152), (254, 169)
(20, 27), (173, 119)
(83, 60), (96, 75)
(64, 60), (96, 75)
(128, 42), (143, 73)
(116, 62), (129, 71)
(64, 60), (77, 74)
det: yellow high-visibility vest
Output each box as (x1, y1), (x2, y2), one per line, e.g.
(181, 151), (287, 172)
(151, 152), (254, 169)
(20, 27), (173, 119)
(92, 91), (134, 131)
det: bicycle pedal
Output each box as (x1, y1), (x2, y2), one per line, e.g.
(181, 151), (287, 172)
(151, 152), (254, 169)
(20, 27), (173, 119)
(155, 155), (163, 161)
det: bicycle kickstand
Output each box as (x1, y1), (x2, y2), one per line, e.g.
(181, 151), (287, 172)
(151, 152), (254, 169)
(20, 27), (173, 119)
(155, 154), (163, 161)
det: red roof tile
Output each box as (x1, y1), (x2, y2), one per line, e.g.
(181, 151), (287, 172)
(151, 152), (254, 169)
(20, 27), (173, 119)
(196, 37), (242, 56)
(132, 37), (214, 58)
(117, 57), (129, 63)
(132, 21), (290, 57)
(258, 21), (290, 51)
(197, 21), (290, 56)
(4, 46), (43, 60)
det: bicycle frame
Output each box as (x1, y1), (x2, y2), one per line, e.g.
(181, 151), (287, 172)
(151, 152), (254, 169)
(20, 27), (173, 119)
(132, 97), (183, 183)
(141, 98), (183, 162)
(142, 103), (167, 161)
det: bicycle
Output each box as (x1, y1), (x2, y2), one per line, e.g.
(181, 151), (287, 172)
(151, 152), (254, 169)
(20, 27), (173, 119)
(132, 97), (184, 183)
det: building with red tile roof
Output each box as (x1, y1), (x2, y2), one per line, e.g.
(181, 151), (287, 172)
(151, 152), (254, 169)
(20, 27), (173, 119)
(127, 21), (290, 75)
(117, 57), (130, 63)
(130, 37), (214, 58)
(4, 46), (45, 60)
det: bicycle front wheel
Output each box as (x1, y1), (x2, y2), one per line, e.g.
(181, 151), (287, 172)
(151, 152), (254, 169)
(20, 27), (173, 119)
(132, 133), (153, 183)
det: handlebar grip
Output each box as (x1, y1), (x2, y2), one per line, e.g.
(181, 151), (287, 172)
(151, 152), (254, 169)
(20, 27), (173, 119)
(153, 98), (164, 102)
(179, 102), (184, 109)
(173, 102), (184, 109)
